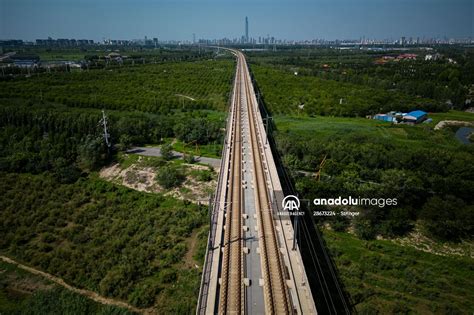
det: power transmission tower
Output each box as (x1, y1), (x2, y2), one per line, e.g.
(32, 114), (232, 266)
(100, 110), (111, 148)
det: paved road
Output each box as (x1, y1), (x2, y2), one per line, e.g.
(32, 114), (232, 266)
(127, 146), (221, 169)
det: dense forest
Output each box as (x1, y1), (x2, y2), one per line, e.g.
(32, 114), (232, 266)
(0, 102), (224, 181)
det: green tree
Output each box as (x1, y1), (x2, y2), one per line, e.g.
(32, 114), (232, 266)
(76, 136), (105, 171)
(52, 157), (81, 184)
(183, 153), (195, 164)
(156, 166), (184, 188)
(420, 195), (472, 241)
(160, 143), (174, 161)
(117, 134), (133, 152)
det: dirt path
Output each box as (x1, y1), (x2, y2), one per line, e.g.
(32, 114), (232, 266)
(184, 231), (200, 269)
(175, 93), (196, 101)
(434, 120), (474, 130)
(1, 255), (154, 314)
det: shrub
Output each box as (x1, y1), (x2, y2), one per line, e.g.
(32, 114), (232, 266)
(160, 143), (174, 161)
(195, 169), (214, 182)
(420, 195), (473, 241)
(183, 153), (195, 164)
(156, 166), (184, 188)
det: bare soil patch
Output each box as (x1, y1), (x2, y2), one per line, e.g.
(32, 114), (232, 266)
(99, 162), (216, 204)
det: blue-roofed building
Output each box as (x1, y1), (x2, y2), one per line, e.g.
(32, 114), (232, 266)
(373, 113), (396, 123)
(403, 110), (428, 124)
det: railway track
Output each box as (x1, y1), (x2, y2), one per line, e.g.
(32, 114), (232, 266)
(218, 53), (244, 313)
(197, 48), (316, 314)
(217, 51), (291, 314)
(243, 56), (291, 314)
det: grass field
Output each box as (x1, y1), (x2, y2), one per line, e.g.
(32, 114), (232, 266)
(171, 140), (223, 159)
(323, 229), (474, 314)
(429, 110), (474, 123)
(274, 111), (471, 149)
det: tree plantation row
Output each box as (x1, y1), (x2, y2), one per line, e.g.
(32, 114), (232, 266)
(0, 172), (206, 312)
(248, 46), (473, 115)
(1, 59), (235, 113)
(0, 100), (224, 178)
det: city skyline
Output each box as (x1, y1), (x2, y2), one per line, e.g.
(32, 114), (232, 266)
(0, 0), (472, 42)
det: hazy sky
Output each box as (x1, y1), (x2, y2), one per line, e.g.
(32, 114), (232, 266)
(1, 0), (473, 41)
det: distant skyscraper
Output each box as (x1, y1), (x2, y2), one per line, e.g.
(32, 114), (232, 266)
(245, 17), (249, 43)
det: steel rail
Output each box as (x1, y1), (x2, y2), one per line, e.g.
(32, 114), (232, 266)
(241, 53), (291, 314)
(218, 57), (244, 314)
